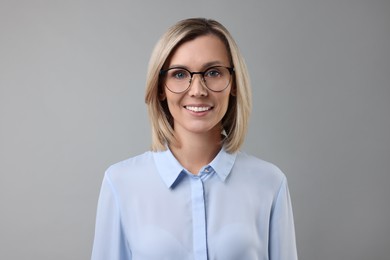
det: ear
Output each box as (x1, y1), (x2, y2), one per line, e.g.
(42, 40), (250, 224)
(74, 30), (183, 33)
(230, 84), (237, 96)
(158, 85), (166, 100)
(159, 92), (166, 101)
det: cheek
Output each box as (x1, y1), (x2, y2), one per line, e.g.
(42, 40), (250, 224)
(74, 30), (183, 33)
(166, 96), (181, 115)
(166, 101), (175, 115)
(216, 95), (231, 117)
(223, 94), (231, 110)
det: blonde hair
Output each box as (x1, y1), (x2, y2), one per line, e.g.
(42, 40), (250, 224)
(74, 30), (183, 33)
(145, 18), (252, 153)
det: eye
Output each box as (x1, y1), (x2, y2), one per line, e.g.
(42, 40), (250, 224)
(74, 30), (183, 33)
(169, 69), (190, 80)
(205, 68), (222, 78)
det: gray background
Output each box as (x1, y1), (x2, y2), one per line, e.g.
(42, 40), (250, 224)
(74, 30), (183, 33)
(1, 0), (389, 259)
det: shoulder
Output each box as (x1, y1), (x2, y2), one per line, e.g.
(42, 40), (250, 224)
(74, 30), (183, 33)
(104, 151), (154, 182)
(233, 151), (286, 185)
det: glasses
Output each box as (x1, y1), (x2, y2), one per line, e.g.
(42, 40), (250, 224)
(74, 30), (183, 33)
(160, 66), (234, 94)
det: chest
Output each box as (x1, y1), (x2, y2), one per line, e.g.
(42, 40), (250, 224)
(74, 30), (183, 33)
(119, 175), (273, 260)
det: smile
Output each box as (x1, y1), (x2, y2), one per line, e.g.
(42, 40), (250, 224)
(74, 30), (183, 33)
(185, 106), (212, 112)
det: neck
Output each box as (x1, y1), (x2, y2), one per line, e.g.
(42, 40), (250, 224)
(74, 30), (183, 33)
(169, 129), (222, 175)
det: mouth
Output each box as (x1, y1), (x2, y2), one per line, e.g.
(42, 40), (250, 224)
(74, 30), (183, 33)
(184, 105), (213, 112)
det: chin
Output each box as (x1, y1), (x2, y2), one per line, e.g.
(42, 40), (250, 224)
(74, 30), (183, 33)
(184, 123), (221, 135)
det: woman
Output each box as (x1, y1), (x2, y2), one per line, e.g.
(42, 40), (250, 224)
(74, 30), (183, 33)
(92, 18), (297, 260)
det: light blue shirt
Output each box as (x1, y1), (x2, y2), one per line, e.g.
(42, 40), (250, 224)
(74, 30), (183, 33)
(92, 147), (297, 260)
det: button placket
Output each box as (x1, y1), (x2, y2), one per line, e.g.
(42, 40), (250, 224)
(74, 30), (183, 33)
(190, 175), (208, 260)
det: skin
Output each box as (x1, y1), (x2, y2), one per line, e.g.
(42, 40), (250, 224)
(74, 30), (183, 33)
(162, 34), (234, 174)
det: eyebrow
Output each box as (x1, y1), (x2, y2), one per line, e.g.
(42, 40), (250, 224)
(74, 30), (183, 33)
(168, 61), (225, 70)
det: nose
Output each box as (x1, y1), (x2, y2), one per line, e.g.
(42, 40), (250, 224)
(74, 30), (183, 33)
(188, 74), (208, 97)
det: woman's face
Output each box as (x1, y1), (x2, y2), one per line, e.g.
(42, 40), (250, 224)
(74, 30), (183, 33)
(163, 34), (233, 139)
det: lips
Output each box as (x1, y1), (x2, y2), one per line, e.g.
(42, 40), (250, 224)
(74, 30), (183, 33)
(184, 105), (212, 112)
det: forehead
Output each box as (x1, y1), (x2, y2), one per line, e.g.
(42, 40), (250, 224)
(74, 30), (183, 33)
(167, 34), (230, 69)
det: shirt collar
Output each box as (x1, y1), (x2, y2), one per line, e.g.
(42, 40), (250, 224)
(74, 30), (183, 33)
(152, 146), (237, 189)
(209, 146), (237, 182)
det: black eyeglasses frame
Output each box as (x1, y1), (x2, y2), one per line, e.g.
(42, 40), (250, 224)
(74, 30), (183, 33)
(159, 66), (234, 93)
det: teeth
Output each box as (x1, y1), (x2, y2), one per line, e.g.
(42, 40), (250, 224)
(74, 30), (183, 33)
(185, 106), (211, 112)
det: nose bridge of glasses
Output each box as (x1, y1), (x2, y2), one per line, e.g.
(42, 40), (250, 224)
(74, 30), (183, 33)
(189, 71), (206, 85)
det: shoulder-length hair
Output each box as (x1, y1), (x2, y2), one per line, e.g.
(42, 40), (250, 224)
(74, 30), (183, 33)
(145, 18), (252, 153)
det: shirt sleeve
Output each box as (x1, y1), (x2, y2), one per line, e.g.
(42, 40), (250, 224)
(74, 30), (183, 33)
(91, 172), (131, 260)
(269, 177), (298, 260)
